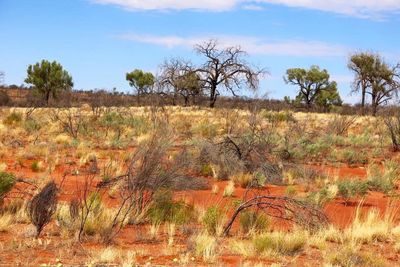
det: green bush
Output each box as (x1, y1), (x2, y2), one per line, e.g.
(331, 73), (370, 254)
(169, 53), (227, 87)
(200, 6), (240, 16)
(367, 162), (399, 194)
(24, 118), (41, 133)
(202, 206), (223, 236)
(239, 210), (269, 234)
(147, 190), (194, 225)
(0, 172), (16, 203)
(337, 179), (369, 203)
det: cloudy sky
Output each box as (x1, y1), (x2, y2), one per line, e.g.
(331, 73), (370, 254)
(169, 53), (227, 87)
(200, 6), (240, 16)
(0, 0), (399, 103)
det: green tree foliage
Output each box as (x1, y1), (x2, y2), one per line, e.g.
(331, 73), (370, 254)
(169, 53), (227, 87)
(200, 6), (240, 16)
(348, 52), (400, 116)
(25, 60), (73, 105)
(126, 69), (155, 97)
(285, 65), (341, 110)
(0, 172), (16, 204)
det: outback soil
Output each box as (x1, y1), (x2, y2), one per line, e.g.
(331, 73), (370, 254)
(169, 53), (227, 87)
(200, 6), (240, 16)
(1, 146), (400, 267)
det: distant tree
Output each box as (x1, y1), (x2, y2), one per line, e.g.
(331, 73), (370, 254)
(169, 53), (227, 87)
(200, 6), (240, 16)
(194, 40), (266, 108)
(285, 65), (339, 110)
(24, 60), (73, 105)
(315, 85), (342, 111)
(126, 69), (155, 104)
(366, 57), (400, 116)
(348, 52), (375, 114)
(159, 58), (203, 106)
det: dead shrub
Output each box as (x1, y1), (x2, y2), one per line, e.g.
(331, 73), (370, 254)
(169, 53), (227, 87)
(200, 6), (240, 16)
(26, 181), (58, 238)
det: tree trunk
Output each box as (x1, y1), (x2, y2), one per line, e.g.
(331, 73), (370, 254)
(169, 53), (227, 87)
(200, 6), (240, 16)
(209, 85), (217, 108)
(361, 80), (366, 115)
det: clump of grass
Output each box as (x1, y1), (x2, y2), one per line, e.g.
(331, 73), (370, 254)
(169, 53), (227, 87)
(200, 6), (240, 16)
(336, 179), (368, 204)
(326, 243), (387, 267)
(239, 210), (269, 235)
(30, 160), (44, 172)
(367, 161), (399, 194)
(194, 232), (218, 262)
(253, 231), (307, 256)
(223, 181), (235, 197)
(345, 207), (394, 244)
(147, 189), (195, 225)
(230, 173), (253, 188)
(202, 206), (225, 236)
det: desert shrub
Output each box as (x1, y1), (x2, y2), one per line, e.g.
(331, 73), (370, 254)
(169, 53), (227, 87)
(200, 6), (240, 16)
(326, 115), (356, 136)
(253, 231), (307, 255)
(367, 161), (399, 194)
(239, 210), (269, 234)
(147, 190), (194, 225)
(30, 160), (42, 172)
(3, 112), (22, 126)
(125, 116), (150, 136)
(0, 172), (16, 205)
(340, 149), (368, 165)
(23, 118), (41, 133)
(307, 184), (338, 207)
(263, 110), (295, 124)
(26, 181), (58, 238)
(200, 164), (213, 176)
(202, 206), (224, 236)
(336, 179), (369, 203)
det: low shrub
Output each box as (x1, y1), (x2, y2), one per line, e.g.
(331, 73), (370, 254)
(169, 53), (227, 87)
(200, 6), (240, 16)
(147, 190), (194, 225)
(202, 206), (224, 236)
(337, 179), (369, 204)
(239, 210), (269, 235)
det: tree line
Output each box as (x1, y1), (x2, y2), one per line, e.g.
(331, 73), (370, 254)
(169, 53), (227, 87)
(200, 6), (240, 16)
(3, 40), (399, 115)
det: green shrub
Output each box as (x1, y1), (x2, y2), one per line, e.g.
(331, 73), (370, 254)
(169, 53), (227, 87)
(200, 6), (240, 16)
(30, 161), (41, 172)
(3, 112), (22, 126)
(147, 190), (194, 225)
(0, 172), (16, 204)
(337, 179), (369, 203)
(24, 118), (41, 133)
(239, 210), (269, 234)
(367, 161), (399, 194)
(340, 149), (368, 165)
(202, 206), (223, 236)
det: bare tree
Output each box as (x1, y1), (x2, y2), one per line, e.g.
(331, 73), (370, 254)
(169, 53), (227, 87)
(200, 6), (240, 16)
(194, 40), (266, 108)
(159, 58), (203, 106)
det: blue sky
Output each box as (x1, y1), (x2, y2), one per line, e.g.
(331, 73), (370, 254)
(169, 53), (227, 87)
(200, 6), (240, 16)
(0, 0), (399, 103)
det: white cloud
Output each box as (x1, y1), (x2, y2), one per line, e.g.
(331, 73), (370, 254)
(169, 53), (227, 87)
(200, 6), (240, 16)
(257, 0), (400, 18)
(92, 0), (400, 18)
(91, 0), (239, 11)
(118, 33), (350, 57)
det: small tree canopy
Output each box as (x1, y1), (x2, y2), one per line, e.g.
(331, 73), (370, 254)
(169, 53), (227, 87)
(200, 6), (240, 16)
(285, 65), (340, 110)
(24, 60), (73, 105)
(126, 69), (155, 96)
